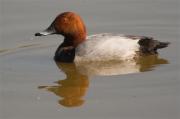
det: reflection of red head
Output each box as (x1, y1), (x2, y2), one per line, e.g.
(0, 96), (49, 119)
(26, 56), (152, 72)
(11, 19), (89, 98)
(38, 63), (89, 108)
(59, 98), (84, 107)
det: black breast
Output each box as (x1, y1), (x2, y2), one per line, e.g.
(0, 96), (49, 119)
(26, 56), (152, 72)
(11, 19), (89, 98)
(54, 45), (75, 62)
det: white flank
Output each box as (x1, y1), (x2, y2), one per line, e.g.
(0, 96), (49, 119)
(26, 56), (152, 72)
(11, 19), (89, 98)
(75, 33), (140, 62)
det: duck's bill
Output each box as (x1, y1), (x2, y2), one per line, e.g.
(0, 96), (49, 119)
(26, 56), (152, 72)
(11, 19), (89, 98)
(35, 30), (54, 36)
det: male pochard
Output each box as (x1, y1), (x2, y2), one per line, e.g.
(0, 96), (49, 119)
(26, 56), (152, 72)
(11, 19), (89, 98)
(35, 12), (169, 62)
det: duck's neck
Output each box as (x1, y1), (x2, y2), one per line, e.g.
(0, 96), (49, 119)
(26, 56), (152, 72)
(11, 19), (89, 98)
(65, 33), (86, 47)
(54, 34), (86, 62)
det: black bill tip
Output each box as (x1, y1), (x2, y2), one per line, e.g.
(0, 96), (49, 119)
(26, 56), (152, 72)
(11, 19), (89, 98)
(35, 33), (42, 36)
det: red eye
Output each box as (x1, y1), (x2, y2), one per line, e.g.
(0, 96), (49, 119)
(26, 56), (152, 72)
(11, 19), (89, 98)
(62, 18), (68, 24)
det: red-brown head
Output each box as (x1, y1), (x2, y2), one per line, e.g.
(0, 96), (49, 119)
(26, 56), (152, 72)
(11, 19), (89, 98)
(35, 12), (86, 47)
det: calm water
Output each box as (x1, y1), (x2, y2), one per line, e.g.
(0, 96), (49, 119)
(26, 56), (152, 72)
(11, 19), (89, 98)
(0, 0), (179, 119)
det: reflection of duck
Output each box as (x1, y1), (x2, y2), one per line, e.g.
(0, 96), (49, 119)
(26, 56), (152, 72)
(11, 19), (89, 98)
(35, 12), (169, 62)
(76, 55), (169, 76)
(38, 55), (168, 107)
(39, 62), (89, 107)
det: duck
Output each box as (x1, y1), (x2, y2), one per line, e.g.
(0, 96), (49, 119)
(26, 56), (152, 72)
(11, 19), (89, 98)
(35, 12), (170, 62)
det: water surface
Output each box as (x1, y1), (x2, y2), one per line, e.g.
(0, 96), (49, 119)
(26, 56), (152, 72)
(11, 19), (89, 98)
(0, 0), (179, 119)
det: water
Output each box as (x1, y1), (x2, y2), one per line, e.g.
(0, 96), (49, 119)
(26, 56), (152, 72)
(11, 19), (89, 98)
(0, 0), (179, 119)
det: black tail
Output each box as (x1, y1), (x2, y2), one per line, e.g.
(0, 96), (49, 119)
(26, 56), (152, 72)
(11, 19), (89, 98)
(138, 37), (170, 54)
(156, 42), (170, 49)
